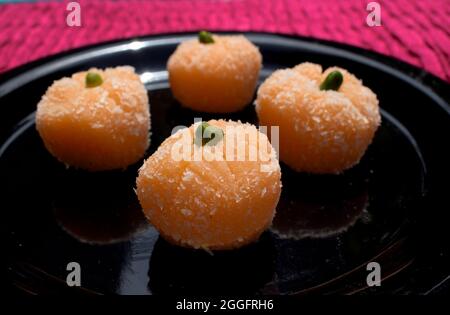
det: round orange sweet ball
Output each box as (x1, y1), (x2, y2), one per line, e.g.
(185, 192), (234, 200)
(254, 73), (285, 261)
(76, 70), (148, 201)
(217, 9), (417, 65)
(255, 62), (381, 174)
(36, 66), (150, 171)
(167, 32), (262, 113)
(136, 119), (281, 250)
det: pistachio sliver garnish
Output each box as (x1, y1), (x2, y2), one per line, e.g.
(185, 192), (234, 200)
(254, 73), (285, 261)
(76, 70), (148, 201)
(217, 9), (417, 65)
(194, 122), (224, 146)
(198, 31), (214, 44)
(320, 70), (343, 91)
(85, 72), (103, 88)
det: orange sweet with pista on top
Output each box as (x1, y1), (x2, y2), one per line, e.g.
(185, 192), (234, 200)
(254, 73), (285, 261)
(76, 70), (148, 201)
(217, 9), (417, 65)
(36, 66), (150, 171)
(136, 119), (282, 250)
(168, 31), (262, 113)
(255, 62), (380, 174)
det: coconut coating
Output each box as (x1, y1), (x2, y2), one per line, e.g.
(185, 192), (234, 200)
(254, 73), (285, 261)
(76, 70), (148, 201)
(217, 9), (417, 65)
(167, 35), (262, 113)
(36, 66), (150, 171)
(255, 62), (380, 174)
(136, 120), (281, 250)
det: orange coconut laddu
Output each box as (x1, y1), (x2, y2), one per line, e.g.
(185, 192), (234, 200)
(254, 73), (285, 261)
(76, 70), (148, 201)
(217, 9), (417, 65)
(167, 31), (262, 113)
(255, 62), (380, 174)
(36, 66), (150, 171)
(136, 119), (281, 250)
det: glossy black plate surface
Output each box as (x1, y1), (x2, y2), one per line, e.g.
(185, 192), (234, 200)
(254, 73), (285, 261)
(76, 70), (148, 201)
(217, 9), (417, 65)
(1, 33), (449, 295)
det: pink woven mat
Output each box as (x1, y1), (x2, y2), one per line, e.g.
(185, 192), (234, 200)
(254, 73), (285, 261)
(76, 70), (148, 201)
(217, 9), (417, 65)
(0, 0), (449, 82)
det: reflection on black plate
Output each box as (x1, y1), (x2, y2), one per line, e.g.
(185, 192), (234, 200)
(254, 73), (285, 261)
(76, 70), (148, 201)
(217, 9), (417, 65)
(1, 33), (449, 295)
(149, 233), (275, 295)
(53, 168), (148, 245)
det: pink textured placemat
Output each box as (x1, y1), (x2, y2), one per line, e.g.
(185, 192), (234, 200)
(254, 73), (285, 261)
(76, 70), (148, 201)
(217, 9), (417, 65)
(0, 0), (449, 81)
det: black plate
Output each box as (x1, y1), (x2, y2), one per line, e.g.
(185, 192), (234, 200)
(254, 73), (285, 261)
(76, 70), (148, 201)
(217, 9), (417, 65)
(1, 33), (449, 295)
